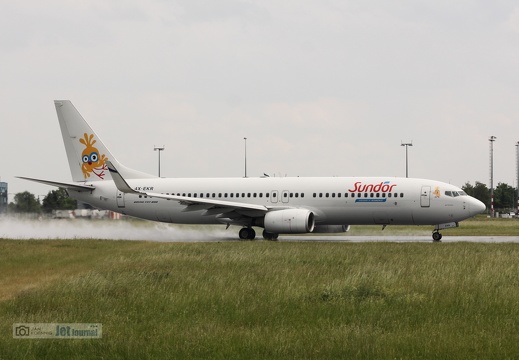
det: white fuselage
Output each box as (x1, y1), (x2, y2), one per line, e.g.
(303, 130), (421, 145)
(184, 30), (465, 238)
(70, 176), (484, 227)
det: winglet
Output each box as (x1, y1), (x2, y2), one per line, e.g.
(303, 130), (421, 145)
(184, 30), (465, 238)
(105, 161), (140, 194)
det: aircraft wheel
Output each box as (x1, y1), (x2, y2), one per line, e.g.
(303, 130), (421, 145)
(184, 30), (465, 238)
(432, 232), (442, 242)
(239, 227), (256, 240)
(263, 230), (279, 241)
(239, 228), (249, 240)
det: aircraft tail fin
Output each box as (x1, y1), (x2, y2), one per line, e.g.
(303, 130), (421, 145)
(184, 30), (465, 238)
(54, 100), (155, 182)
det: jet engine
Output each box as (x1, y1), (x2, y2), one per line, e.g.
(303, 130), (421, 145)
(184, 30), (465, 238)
(263, 209), (315, 234)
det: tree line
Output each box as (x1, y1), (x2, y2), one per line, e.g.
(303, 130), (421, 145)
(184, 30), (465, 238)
(462, 182), (517, 213)
(4, 182), (518, 215)
(6, 189), (77, 214)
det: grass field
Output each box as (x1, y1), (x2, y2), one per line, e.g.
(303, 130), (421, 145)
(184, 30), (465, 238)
(1, 222), (519, 359)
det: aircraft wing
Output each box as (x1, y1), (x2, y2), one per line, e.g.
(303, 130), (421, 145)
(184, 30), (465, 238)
(17, 176), (95, 192)
(105, 161), (269, 214)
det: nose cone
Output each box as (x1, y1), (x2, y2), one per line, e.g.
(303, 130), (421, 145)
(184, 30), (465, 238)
(470, 197), (486, 216)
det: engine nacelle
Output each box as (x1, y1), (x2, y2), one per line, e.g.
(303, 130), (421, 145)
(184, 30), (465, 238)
(312, 225), (350, 233)
(264, 209), (315, 234)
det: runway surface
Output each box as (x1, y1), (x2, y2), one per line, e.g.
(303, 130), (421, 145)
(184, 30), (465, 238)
(1, 217), (518, 242)
(280, 235), (519, 243)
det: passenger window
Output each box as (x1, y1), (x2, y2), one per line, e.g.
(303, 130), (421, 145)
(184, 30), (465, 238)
(400, 193), (404, 198)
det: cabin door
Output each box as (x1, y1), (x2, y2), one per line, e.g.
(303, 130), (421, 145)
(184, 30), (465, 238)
(420, 186), (431, 207)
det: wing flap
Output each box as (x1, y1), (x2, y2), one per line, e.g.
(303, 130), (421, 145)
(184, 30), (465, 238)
(106, 160), (268, 213)
(144, 192), (268, 212)
(17, 176), (95, 192)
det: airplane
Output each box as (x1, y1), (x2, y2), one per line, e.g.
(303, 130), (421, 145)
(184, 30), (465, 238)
(19, 100), (486, 241)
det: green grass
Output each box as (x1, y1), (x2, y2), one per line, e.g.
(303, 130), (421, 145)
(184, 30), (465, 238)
(2, 238), (519, 359)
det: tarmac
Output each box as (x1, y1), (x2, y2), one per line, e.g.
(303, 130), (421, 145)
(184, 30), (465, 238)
(280, 235), (519, 243)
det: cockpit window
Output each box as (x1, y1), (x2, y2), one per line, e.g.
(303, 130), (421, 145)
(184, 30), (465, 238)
(445, 190), (468, 197)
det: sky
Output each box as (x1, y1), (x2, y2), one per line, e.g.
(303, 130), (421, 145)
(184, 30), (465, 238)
(1, 1), (519, 201)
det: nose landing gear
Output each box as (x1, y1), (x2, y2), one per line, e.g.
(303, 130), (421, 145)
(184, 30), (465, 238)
(432, 231), (442, 242)
(432, 222), (458, 242)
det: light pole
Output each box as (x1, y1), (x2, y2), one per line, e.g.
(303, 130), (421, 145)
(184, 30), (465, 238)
(154, 145), (165, 177)
(516, 141), (519, 213)
(243, 137), (247, 178)
(489, 136), (496, 217)
(401, 141), (413, 178)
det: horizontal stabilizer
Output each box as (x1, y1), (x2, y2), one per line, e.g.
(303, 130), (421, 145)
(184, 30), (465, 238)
(17, 176), (95, 192)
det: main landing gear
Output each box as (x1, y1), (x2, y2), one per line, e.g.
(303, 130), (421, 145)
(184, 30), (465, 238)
(238, 227), (279, 241)
(262, 230), (279, 241)
(239, 227), (256, 240)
